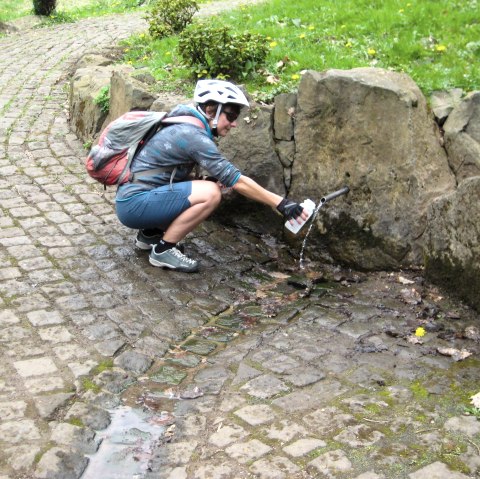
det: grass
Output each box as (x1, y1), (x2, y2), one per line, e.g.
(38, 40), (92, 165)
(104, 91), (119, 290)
(120, 0), (480, 102)
(0, 0), (145, 23)
(2, 0), (479, 102)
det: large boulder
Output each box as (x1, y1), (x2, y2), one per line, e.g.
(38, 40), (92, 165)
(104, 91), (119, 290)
(443, 91), (480, 182)
(69, 65), (114, 144)
(289, 68), (456, 270)
(103, 66), (156, 127)
(215, 105), (286, 232)
(219, 105), (285, 196)
(425, 177), (480, 311)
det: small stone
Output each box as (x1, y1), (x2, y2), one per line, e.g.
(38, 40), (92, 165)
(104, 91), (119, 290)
(283, 438), (326, 457)
(225, 439), (272, 464)
(235, 405), (276, 426)
(209, 424), (248, 447)
(114, 350), (152, 375)
(334, 424), (384, 447)
(308, 449), (352, 476)
(250, 455), (300, 478)
(240, 374), (289, 399)
(34, 393), (74, 419)
(34, 447), (88, 479)
(265, 420), (308, 442)
(444, 416), (480, 437)
(14, 357), (58, 377)
(0, 400), (27, 420)
(27, 309), (64, 326)
(408, 461), (470, 478)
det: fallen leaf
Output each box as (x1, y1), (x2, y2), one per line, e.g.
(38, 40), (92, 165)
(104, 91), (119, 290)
(407, 335), (423, 345)
(437, 347), (472, 361)
(400, 288), (422, 305)
(464, 325), (480, 341)
(470, 392), (480, 408)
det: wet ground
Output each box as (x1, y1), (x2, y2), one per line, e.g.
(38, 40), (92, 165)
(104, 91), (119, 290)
(0, 2), (479, 479)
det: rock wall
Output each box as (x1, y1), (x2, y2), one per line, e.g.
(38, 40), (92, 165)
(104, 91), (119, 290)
(425, 177), (480, 310)
(290, 68), (456, 269)
(68, 58), (480, 310)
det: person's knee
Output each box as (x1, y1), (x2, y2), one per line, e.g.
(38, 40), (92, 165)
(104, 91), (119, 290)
(206, 182), (222, 208)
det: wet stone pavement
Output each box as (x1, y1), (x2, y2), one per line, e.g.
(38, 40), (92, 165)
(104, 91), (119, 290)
(1, 5), (480, 479)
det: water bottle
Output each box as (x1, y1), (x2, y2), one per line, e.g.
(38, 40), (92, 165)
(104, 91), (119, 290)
(284, 199), (316, 234)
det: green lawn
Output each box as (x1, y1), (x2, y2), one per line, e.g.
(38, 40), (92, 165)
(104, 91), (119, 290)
(122, 0), (480, 101)
(2, 0), (478, 103)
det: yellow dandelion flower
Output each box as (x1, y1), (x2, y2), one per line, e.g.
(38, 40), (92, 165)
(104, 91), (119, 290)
(308, 25), (315, 30)
(415, 327), (426, 337)
(291, 74), (300, 80)
(435, 44), (447, 52)
(367, 48), (376, 56)
(345, 41), (353, 48)
(299, 33), (306, 39)
(270, 41), (278, 48)
(399, 8), (404, 13)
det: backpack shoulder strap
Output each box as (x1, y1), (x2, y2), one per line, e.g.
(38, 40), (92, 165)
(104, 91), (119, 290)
(161, 115), (206, 129)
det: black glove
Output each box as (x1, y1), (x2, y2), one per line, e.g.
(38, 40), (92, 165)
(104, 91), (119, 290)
(202, 176), (218, 182)
(276, 198), (303, 220)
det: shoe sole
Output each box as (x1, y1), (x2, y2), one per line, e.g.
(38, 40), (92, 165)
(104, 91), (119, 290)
(149, 256), (198, 273)
(135, 239), (153, 250)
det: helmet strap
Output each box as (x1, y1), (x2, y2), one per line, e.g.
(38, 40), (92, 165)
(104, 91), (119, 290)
(196, 104), (221, 137)
(211, 104), (222, 137)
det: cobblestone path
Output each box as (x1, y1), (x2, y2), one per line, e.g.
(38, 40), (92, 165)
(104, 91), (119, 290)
(1, 4), (480, 479)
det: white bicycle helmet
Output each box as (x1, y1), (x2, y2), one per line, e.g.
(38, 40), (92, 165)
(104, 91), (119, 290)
(194, 80), (249, 136)
(194, 79), (249, 107)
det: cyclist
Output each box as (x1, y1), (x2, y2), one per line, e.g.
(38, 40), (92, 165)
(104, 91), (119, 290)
(115, 79), (307, 272)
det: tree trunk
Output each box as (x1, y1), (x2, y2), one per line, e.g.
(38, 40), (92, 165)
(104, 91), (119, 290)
(33, 0), (57, 16)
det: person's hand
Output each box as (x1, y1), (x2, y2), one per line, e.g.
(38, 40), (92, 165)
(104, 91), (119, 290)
(276, 198), (305, 221)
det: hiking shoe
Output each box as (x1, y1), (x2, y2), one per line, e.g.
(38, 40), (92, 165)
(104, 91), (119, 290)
(135, 229), (163, 250)
(149, 246), (199, 273)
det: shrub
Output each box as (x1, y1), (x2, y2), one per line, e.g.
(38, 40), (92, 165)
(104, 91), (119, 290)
(178, 23), (269, 80)
(94, 85), (110, 114)
(147, 0), (198, 39)
(33, 0), (57, 16)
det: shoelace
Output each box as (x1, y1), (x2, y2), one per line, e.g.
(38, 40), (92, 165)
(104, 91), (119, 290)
(170, 247), (196, 265)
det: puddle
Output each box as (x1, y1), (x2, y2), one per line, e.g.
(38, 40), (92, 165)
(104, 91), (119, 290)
(81, 406), (166, 479)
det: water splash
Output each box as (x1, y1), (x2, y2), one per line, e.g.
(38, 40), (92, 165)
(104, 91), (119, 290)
(298, 186), (350, 270)
(299, 201), (324, 270)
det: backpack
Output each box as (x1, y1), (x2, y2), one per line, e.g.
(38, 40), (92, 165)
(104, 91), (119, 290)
(86, 110), (205, 188)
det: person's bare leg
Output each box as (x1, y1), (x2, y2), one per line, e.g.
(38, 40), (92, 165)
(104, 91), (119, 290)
(162, 180), (221, 243)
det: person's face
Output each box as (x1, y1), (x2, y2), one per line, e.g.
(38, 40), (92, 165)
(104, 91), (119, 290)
(215, 107), (240, 137)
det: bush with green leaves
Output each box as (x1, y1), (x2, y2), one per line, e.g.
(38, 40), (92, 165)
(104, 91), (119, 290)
(94, 85), (110, 114)
(178, 22), (269, 80)
(147, 0), (198, 39)
(33, 0), (56, 16)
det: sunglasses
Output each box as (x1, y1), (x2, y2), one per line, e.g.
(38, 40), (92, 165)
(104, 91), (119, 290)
(223, 110), (239, 122)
